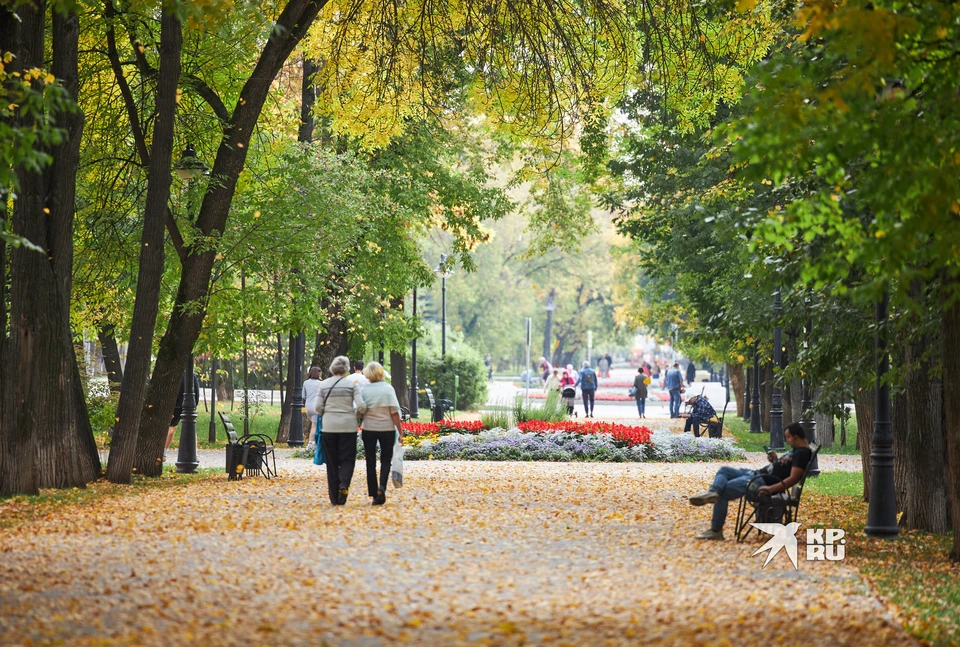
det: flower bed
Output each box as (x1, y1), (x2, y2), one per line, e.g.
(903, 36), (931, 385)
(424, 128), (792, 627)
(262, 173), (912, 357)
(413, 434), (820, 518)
(404, 420), (485, 437)
(515, 420), (651, 446)
(403, 428), (745, 463)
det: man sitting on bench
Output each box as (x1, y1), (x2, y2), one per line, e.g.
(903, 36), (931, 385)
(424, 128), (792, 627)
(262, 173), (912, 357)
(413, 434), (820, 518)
(688, 422), (812, 541)
(683, 394), (717, 437)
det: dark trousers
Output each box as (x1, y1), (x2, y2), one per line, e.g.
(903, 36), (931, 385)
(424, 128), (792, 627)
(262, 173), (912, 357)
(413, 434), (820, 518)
(321, 432), (358, 504)
(684, 416), (704, 437)
(582, 389), (596, 415)
(362, 429), (395, 496)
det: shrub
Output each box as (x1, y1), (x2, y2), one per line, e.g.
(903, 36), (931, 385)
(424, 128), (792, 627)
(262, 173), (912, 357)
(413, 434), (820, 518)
(417, 353), (487, 410)
(511, 391), (568, 424)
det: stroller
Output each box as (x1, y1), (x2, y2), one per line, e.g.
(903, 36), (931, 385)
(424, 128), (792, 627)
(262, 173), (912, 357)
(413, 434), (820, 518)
(561, 386), (577, 417)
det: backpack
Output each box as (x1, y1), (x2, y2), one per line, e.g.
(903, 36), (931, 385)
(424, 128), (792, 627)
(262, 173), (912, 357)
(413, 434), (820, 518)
(583, 370), (596, 389)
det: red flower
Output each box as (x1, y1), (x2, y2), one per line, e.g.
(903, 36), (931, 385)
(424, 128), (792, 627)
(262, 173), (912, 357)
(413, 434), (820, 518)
(515, 421), (651, 446)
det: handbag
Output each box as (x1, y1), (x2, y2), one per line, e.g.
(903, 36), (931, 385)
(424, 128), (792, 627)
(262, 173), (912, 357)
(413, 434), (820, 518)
(390, 431), (404, 488)
(628, 386), (637, 397)
(313, 376), (346, 466)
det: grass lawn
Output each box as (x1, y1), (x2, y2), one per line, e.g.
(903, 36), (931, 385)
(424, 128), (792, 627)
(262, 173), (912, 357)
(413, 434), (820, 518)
(800, 471), (959, 647)
(171, 404), (285, 449)
(725, 416), (860, 455)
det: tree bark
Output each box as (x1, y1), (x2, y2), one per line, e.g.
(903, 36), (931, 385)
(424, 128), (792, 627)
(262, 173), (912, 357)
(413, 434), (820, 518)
(856, 387), (876, 502)
(275, 334), (296, 444)
(892, 389), (909, 515)
(313, 295), (348, 375)
(106, 8), (182, 483)
(126, 1), (328, 478)
(945, 285), (960, 560)
(1, 4), (100, 495)
(392, 349), (409, 408)
(898, 294), (948, 533)
(814, 388), (834, 447)
(728, 363), (745, 417)
(97, 324), (124, 392)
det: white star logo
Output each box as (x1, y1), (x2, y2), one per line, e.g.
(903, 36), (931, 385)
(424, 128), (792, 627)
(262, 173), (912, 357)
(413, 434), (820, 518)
(750, 522), (802, 569)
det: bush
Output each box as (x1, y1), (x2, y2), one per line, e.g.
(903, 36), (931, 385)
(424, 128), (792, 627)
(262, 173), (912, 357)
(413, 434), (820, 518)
(413, 324), (487, 409)
(85, 379), (118, 442)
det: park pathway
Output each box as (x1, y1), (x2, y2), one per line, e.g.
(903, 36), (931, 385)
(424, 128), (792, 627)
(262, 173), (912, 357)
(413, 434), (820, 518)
(0, 461), (907, 646)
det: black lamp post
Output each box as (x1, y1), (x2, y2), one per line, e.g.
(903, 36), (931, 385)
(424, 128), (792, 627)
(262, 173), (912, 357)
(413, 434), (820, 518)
(866, 291), (899, 537)
(409, 288), (420, 418)
(769, 288), (785, 451)
(436, 254), (453, 358)
(173, 144), (207, 474)
(288, 331), (305, 446)
(800, 318), (820, 476)
(750, 340), (762, 433)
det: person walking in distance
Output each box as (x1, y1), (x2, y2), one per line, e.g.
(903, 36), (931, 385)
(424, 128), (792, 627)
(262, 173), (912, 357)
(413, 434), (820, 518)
(576, 360), (599, 418)
(633, 368), (648, 419)
(664, 362), (685, 418)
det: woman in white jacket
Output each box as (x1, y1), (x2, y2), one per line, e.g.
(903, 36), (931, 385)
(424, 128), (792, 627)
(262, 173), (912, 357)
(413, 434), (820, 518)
(302, 366), (322, 445)
(315, 356), (366, 505)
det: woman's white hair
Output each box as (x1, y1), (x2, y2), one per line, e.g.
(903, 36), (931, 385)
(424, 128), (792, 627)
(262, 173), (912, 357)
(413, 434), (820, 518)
(362, 361), (385, 383)
(329, 355), (351, 376)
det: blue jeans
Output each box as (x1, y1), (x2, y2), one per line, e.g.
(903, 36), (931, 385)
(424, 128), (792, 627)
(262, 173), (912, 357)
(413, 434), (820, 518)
(636, 398), (645, 416)
(582, 389), (596, 415)
(668, 388), (682, 418)
(709, 466), (756, 532)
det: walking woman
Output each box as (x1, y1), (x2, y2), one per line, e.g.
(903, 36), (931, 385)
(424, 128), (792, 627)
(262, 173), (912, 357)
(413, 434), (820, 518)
(315, 356), (365, 505)
(359, 361), (404, 505)
(303, 366), (322, 445)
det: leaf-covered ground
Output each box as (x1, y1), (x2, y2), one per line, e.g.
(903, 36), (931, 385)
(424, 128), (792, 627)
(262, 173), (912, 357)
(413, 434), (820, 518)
(0, 461), (915, 646)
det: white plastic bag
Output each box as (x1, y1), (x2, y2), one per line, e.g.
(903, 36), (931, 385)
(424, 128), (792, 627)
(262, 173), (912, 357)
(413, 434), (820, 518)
(390, 432), (404, 488)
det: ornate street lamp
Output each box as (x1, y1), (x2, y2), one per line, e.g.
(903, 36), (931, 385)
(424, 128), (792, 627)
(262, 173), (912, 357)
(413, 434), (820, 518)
(750, 340), (762, 433)
(436, 254), (453, 358)
(173, 144), (207, 474)
(769, 288), (785, 451)
(866, 291), (898, 537)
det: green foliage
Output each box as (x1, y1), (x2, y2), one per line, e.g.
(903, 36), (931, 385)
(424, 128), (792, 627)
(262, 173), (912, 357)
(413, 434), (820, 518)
(414, 324), (488, 409)
(480, 404), (511, 431)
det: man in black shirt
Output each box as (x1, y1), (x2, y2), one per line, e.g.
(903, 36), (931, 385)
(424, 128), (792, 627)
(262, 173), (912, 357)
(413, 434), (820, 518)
(688, 422), (812, 540)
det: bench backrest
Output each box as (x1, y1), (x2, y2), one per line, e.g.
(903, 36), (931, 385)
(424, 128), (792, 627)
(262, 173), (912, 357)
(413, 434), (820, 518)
(219, 411), (239, 444)
(422, 387), (436, 408)
(789, 443), (820, 501)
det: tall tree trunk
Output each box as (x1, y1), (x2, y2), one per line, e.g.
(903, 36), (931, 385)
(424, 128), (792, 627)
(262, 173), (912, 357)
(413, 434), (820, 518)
(814, 388), (834, 447)
(899, 291), (948, 533)
(1, 4), (100, 495)
(125, 1), (328, 479)
(892, 389), (909, 515)
(106, 9), (182, 483)
(275, 334), (296, 444)
(313, 301), (348, 374)
(945, 284), (960, 559)
(856, 387), (876, 502)
(392, 349), (409, 408)
(98, 324), (124, 392)
(728, 363), (745, 417)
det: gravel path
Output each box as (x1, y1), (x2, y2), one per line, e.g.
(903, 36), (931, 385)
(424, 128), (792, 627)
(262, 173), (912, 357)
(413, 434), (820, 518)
(0, 460), (906, 646)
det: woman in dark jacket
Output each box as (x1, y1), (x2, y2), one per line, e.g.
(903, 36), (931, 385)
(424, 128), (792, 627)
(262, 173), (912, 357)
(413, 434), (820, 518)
(633, 368), (649, 419)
